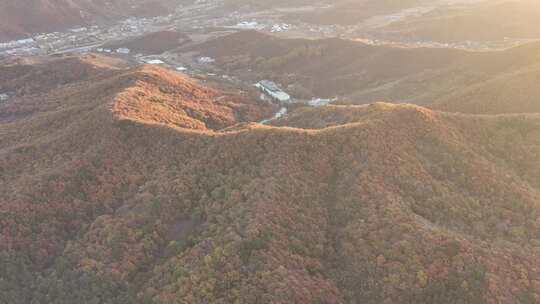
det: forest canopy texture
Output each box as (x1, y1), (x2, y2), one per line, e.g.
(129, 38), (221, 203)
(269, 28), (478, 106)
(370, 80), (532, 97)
(2, 56), (540, 304)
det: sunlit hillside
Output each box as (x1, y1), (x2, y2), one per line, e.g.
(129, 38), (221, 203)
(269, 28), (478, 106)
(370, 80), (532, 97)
(377, 0), (540, 42)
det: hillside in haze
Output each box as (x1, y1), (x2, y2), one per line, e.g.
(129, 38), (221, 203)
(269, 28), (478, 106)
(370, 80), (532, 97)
(286, 0), (430, 25)
(223, 0), (430, 25)
(0, 0), (171, 41)
(184, 30), (540, 114)
(2, 55), (540, 303)
(376, 0), (540, 43)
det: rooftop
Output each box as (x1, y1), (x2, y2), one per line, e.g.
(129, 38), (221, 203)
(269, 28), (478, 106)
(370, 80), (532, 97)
(259, 80), (282, 93)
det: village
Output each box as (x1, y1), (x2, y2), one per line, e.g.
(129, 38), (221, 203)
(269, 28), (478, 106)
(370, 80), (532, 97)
(0, 14), (176, 58)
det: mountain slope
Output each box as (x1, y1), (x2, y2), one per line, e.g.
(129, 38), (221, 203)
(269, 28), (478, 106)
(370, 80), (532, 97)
(183, 30), (468, 100)
(184, 31), (540, 115)
(287, 0), (430, 26)
(377, 0), (540, 43)
(2, 57), (540, 303)
(103, 31), (191, 55)
(0, 0), (170, 41)
(0, 55), (128, 96)
(0, 55), (274, 128)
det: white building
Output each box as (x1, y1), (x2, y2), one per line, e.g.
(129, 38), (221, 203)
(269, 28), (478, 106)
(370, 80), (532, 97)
(233, 21), (264, 30)
(308, 97), (337, 107)
(16, 38), (35, 45)
(0, 38), (35, 49)
(0, 94), (9, 102)
(255, 80), (291, 103)
(197, 56), (215, 64)
(116, 48), (131, 54)
(146, 59), (164, 65)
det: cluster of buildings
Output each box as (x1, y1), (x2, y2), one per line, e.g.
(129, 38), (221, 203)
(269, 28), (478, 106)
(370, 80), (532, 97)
(255, 80), (337, 124)
(0, 38), (35, 50)
(0, 38), (40, 57)
(0, 14), (175, 57)
(95, 48), (113, 53)
(95, 47), (131, 54)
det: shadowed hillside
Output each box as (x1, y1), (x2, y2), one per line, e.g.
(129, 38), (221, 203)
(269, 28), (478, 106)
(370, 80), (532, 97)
(2, 56), (540, 303)
(183, 30), (468, 100)
(185, 31), (540, 115)
(0, 54), (128, 96)
(103, 31), (192, 55)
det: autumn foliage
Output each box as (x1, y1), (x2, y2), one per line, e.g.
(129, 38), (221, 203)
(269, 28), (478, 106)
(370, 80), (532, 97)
(2, 56), (540, 304)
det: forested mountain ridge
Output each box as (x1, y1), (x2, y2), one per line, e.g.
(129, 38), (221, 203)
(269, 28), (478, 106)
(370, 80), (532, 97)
(2, 56), (540, 303)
